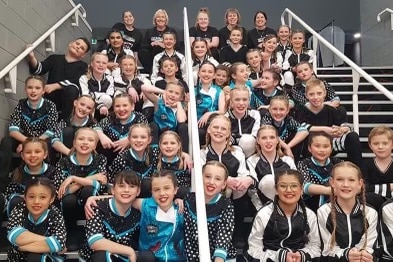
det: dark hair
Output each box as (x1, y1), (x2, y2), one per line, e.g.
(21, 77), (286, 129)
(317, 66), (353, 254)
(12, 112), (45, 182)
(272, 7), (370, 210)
(77, 37), (91, 53)
(25, 75), (46, 86)
(263, 68), (281, 84)
(214, 64), (230, 87)
(191, 38), (211, 61)
(151, 170), (178, 188)
(308, 131), (333, 148)
(163, 31), (177, 41)
(253, 11), (268, 23)
(13, 137), (48, 183)
(114, 170), (140, 186)
(159, 56), (179, 71)
(25, 177), (56, 198)
(273, 169), (310, 243)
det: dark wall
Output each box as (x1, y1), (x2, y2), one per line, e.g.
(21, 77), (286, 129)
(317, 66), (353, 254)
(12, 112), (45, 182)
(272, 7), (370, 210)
(75, 0), (360, 32)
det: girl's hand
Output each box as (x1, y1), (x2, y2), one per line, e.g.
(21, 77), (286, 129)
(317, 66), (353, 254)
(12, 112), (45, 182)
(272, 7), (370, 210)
(128, 249), (137, 262)
(198, 112), (211, 128)
(100, 136), (115, 149)
(107, 62), (119, 71)
(84, 196), (98, 219)
(88, 172), (107, 184)
(360, 250), (373, 262)
(128, 87), (140, 103)
(226, 177), (240, 191)
(236, 177), (254, 191)
(282, 146), (294, 159)
(16, 144), (23, 154)
(58, 176), (74, 199)
(113, 138), (129, 152)
(45, 83), (61, 94)
(348, 247), (362, 262)
(174, 198), (184, 213)
(25, 44), (35, 59)
(182, 153), (194, 170)
(99, 106), (109, 116)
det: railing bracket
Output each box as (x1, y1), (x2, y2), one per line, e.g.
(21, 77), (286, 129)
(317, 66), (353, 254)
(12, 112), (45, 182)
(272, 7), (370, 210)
(4, 66), (17, 94)
(45, 32), (55, 53)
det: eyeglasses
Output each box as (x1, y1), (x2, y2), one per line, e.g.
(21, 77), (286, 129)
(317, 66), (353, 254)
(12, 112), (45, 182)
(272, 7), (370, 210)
(277, 183), (301, 191)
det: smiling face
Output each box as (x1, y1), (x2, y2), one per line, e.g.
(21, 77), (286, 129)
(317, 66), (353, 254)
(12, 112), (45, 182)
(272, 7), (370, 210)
(163, 33), (176, 49)
(159, 133), (181, 159)
(263, 36), (277, 53)
(247, 50), (262, 69)
(25, 78), (45, 103)
(73, 129), (98, 155)
(269, 99), (290, 123)
(203, 164), (227, 202)
(308, 135), (332, 165)
(154, 11), (168, 28)
(123, 11), (134, 26)
(305, 84), (326, 109)
(254, 12), (267, 28)
(330, 165), (363, 201)
(230, 89), (249, 115)
(91, 53), (108, 75)
(21, 142), (47, 170)
(207, 117), (231, 145)
(193, 40), (208, 59)
(257, 127), (279, 154)
(291, 32), (305, 49)
(112, 179), (140, 205)
(214, 69), (229, 86)
(229, 29), (242, 45)
(120, 57), (137, 78)
(278, 25), (291, 43)
(25, 184), (54, 221)
(151, 175), (177, 211)
(226, 11), (239, 26)
(73, 96), (95, 119)
(198, 63), (215, 84)
(197, 12), (209, 29)
(109, 31), (124, 49)
(113, 96), (134, 121)
(276, 174), (303, 207)
(129, 126), (151, 155)
(164, 83), (183, 106)
(160, 59), (178, 78)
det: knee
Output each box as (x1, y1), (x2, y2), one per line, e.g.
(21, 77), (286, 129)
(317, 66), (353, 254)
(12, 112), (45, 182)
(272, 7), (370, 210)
(283, 71), (294, 86)
(61, 194), (78, 210)
(97, 94), (113, 109)
(258, 174), (275, 201)
(64, 85), (80, 98)
(80, 186), (96, 202)
(177, 123), (188, 133)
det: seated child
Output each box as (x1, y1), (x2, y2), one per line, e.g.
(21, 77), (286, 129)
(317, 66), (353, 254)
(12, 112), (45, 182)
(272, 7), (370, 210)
(7, 178), (66, 261)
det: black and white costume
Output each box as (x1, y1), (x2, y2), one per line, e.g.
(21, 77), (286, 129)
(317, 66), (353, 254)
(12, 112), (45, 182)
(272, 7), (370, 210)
(7, 203), (66, 261)
(317, 200), (378, 261)
(380, 199), (393, 261)
(247, 202), (320, 262)
(79, 198), (141, 261)
(184, 193), (237, 261)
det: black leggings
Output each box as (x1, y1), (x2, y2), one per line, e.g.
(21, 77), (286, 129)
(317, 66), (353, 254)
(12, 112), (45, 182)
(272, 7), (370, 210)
(62, 186), (94, 228)
(45, 85), (80, 121)
(91, 250), (156, 262)
(26, 253), (52, 262)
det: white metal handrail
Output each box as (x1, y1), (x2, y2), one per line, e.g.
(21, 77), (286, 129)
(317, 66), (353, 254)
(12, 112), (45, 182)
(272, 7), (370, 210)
(183, 7), (211, 262)
(377, 8), (393, 30)
(281, 8), (393, 133)
(0, 3), (91, 94)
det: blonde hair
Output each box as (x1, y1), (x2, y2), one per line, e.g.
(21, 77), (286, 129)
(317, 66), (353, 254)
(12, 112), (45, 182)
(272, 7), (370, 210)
(128, 123), (152, 166)
(195, 7), (209, 27)
(224, 8), (241, 25)
(305, 78), (326, 94)
(86, 52), (108, 80)
(368, 125), (393, 142)
(69, 127), (99, 156)
(205, 115), (232, 150)
(329, 161), (367, 250)
(153, 9), (169, 26)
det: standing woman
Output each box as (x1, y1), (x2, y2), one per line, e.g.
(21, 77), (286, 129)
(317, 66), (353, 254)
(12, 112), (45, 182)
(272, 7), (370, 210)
(218, 8), (247, 49)
(246, 11), (277, 49)
(189, 8), (219, 60)
(111, 10), (143, 62)
(139, 9), (178, 74)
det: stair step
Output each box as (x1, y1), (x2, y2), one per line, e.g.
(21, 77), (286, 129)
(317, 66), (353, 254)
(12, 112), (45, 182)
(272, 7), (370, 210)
(330, 82), (393, 86)
(336, 91), (390, 95)
(340, 100), (393, 105)
(347, 111), (393, 115)
(318, 74), (393, 78)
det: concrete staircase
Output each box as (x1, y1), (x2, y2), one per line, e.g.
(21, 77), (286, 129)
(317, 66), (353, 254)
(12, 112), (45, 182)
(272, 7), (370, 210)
(317, 66), (393, 157)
